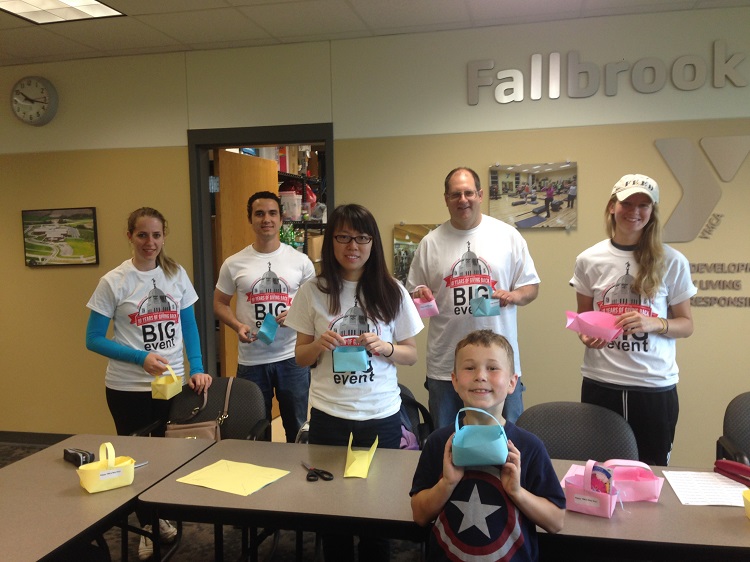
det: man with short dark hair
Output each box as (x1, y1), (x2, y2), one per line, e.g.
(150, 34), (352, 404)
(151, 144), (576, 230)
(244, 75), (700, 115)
(407, 167), (540, 427)
(214, 191), (315, 442)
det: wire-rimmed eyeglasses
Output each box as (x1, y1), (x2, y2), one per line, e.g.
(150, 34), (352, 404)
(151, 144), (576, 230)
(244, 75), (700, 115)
(446, 189), (481, 201)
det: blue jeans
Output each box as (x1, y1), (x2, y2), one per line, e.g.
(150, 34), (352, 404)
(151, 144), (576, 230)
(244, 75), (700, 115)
(237, 358), (310, 443)
(427, 378), (526, 428)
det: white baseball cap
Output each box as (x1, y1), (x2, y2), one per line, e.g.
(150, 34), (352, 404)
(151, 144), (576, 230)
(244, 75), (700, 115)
(611, 174), (659, 204)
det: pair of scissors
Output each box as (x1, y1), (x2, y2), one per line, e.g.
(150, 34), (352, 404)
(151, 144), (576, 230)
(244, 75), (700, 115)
(302, 461), (333, 482)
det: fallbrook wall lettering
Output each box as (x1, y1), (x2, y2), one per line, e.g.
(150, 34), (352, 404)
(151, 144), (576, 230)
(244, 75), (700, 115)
(468, 40), (747, 105)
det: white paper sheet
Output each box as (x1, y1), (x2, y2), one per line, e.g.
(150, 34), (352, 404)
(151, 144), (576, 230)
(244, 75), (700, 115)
(663, 470), (746, 506)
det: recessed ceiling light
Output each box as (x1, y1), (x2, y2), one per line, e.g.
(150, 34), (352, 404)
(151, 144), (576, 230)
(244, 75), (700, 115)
(0, 1), (123, 24)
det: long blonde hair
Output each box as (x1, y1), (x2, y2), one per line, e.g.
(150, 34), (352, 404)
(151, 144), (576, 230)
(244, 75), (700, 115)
(127, 207), (179, 278)
(605, 196), (665, 299)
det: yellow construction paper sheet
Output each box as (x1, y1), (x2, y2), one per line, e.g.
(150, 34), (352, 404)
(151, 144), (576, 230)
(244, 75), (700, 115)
(177, 459), (289, 496)
(344, 433), (378, 478)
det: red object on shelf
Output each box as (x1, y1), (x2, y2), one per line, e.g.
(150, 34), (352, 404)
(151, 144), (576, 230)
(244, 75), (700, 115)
(279, 179), (317, 207)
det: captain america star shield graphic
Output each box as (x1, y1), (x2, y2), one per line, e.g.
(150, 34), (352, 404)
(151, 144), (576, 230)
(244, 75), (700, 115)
(432, 468), (524, 561)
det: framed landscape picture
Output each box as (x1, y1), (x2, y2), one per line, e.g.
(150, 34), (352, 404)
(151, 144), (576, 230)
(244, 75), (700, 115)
(21, 207), (99, 267)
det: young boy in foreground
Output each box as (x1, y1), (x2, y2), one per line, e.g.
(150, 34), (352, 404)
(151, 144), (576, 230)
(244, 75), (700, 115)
(410, 330), (565, 561)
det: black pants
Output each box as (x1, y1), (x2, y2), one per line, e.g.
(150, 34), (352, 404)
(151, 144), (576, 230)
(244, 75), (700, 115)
(544, 197), (553, 217)
(309, 409), (400, 561)
(106, 387), (172, 527)
(581, 378), (678, 466)
(106, 387), (171, 437)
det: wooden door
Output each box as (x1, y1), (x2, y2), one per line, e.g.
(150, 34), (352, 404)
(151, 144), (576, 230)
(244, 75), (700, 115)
(214, 149), (278, 380)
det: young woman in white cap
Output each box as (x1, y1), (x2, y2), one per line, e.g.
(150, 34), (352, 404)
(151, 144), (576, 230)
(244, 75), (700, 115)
(570, 174), (696, 466)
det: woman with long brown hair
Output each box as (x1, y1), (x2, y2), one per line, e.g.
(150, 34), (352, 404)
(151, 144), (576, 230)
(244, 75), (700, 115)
(570, 174), (696, 466)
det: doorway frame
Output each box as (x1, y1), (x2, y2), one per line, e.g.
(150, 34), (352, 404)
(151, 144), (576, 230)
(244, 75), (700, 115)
(188, 123), (335, 374)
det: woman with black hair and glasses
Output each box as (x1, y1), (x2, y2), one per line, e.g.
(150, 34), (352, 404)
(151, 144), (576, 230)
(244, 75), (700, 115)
(285, 203), (423, 561)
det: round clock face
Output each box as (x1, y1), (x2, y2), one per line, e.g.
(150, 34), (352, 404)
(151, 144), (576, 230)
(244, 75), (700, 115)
(11, 76), (59, 126)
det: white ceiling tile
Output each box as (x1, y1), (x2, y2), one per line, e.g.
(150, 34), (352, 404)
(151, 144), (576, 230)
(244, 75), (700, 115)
(238, 0), (367, 38)
(1, 0), (749, 66)
(136, 7), (272, 44)
(47, 17), (183, 50)
(347, 0), (471, 29)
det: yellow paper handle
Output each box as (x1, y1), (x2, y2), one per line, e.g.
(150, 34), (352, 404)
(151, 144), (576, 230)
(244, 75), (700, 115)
(99, 442), (116, 469)
(163, 364), (177, 381)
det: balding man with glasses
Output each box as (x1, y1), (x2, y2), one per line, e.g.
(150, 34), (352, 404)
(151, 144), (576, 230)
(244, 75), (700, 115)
(407, 167), (540, 427)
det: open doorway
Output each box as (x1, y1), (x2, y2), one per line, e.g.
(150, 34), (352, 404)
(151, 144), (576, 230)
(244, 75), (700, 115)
(188, 123), (334, 376)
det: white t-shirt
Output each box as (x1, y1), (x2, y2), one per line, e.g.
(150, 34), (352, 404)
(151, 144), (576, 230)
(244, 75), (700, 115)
(406, 215), (539, 380)
(570, 239), (697, 388)
(285, 279), (424, 420)
(87, 259), (199, 391)
(215, 243), (315, 366)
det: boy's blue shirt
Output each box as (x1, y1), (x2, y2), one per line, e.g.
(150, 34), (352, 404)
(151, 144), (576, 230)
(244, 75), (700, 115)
(411, 421), (565, 562)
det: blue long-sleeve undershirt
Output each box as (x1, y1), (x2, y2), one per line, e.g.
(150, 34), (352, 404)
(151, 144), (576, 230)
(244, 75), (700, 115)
(85, 306), (205, 376)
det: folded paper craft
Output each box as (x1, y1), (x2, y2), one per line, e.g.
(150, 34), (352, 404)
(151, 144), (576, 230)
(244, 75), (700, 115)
(177, 459), (289, 496)
(565, 310), (622, 341)
(344, 433), (378, 478)
(412, 285), (439, 317)
(561, 459), (619, 518)
(256, 314), (278, 345)
(77, 442), (135, 494)
(332, 346), (369, 372)
(470, 295), (501, 317)
(151, 364), (183, 400)
(452, 407), (509, 467)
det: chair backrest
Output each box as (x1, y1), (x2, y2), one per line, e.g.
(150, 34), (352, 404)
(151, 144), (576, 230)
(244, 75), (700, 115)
(168, 377), (270, 441)
(516, 401), (639, 461)
(399, 384), (434, 450)
(717, 391), (750, 464)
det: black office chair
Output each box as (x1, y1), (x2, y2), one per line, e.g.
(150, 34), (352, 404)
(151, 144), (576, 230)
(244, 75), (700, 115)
(399, 383), (434, 450)
(716, 391), (750, 465)
(516, 401), (639, 461)
(166, 376), (270, 441)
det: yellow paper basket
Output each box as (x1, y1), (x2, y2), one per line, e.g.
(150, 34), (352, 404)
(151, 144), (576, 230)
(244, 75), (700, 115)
(77, 442), (135, 494)
(151, 364), (183, 400)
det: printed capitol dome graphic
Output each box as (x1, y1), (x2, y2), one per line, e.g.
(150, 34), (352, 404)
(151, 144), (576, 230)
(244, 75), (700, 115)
(254, 262), (282, 294)
(602, 262), (640, 306)
(444, 242), (496, 290)
(455, 242), (484, 276)
(338, 302), (369, 338)
(129, 279), (179, 326)
(143, 279), (174, 313)
(246, 262), (292, 306)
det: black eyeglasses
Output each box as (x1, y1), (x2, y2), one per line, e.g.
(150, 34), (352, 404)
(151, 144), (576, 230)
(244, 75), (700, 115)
(334, 234), (373, 245)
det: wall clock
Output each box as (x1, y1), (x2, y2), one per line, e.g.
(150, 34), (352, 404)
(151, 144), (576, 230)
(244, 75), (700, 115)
(11, 76), (59, 126)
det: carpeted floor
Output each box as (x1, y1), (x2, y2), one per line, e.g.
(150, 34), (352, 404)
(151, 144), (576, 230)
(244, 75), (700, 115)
(0, 440), (423, 561)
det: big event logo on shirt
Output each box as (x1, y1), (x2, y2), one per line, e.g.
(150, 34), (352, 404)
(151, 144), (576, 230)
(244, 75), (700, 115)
(444, 242), (498, 315)
(244, 262), (293, 331)
(329, 299), (380, 385)
(128, 279), (180, 352)
(598, 261), (658, 353)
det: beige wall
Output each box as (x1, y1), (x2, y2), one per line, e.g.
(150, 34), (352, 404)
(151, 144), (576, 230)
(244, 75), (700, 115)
(1, 148), (192, 435)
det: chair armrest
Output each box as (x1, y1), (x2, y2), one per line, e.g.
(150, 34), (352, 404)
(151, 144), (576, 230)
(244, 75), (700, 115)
(717, 435), (750, 465)
(130, 419), (165, 437)
(245, 419), (271, 441)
